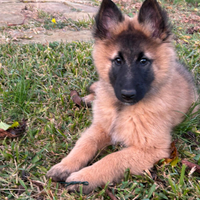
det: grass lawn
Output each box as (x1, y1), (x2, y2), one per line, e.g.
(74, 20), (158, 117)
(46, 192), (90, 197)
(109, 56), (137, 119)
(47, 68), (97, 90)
(0, 0), (200, 199)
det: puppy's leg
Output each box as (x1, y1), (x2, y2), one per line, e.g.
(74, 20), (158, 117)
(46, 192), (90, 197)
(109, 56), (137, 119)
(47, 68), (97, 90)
(81, 94), (95, 107)
(81, 82), (98, 107)
(66, 146), (169, 194)
(47, 125), (111, 182)
(88, 81), (98, 94)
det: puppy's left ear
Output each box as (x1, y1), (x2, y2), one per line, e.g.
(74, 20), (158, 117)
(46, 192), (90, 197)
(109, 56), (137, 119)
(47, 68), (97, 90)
(138, 0), (171, 40)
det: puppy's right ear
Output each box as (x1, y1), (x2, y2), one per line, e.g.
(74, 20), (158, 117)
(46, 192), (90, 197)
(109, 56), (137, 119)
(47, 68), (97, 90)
(93, 0), (124, 40)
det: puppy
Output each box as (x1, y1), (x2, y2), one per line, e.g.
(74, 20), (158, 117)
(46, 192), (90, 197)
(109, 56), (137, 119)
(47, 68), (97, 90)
(47, 0), (198, 194)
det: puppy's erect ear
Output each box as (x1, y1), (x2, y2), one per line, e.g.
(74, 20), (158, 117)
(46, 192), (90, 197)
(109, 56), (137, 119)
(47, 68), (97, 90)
(138, 0), (171, 40)
(93, 0), (124, 40)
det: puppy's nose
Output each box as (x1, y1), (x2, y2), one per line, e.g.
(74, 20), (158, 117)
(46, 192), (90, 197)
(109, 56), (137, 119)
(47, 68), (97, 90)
(121, 89), (136, 101)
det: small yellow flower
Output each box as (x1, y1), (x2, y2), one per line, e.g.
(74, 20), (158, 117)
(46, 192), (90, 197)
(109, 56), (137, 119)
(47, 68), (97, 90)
(51, 18), (57, 24)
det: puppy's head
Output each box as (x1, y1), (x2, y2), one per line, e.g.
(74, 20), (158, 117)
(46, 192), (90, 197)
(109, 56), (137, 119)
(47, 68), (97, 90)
(93, 0), (175, 105)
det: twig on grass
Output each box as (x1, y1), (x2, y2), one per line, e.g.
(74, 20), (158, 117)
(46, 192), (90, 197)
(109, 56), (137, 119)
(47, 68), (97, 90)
(101, 185), (118, 200)
(182, 159), (200, 174)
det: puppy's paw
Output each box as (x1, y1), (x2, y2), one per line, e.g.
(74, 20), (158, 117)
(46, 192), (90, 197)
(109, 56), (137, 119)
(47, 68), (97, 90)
(47, 162), (72, 182)
(66, 169), (96, 194)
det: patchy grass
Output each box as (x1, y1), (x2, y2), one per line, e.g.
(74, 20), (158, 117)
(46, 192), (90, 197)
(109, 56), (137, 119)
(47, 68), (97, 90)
(0, 8), (93, 43)
(0, 0), (200, 200)
(174, 0), (200, 6)
(0, 8), (93, 32)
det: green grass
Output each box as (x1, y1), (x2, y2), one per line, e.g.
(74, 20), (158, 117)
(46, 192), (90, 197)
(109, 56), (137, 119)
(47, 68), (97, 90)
(0, 42), (96, 199)
(0, 1), (200, 199)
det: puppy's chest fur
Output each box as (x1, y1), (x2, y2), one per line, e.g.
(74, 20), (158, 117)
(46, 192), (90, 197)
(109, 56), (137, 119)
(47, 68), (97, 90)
(112, 106), (171, 148)
(111, 106), (150, 146)
(93, 88), (171, 149)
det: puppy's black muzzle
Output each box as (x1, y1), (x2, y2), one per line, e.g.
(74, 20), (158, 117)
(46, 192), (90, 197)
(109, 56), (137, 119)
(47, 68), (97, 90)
(121, 89), (137, 102)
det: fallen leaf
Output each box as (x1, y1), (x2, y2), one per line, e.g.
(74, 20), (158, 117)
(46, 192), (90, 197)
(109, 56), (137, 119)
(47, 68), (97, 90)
(163, 141), (179, 166)
(0, 121), (11, 130)
(169, 141), (178, 158)
(70, 90), (82, 107)
(0, 120), (26, 138)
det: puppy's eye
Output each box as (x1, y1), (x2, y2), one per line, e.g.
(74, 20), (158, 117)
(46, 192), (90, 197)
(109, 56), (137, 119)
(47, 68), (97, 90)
(139, 58), (149, 66)
(114, 57), (122, 66)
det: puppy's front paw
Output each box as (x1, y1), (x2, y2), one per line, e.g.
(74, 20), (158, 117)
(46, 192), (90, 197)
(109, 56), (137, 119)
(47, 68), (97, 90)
(66, 169), (96, 194)
(47, 162), (72, 182)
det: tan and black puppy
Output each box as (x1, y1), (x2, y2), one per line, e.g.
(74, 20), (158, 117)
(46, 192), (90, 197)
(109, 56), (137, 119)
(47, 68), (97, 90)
(47, 0), (198, 194)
